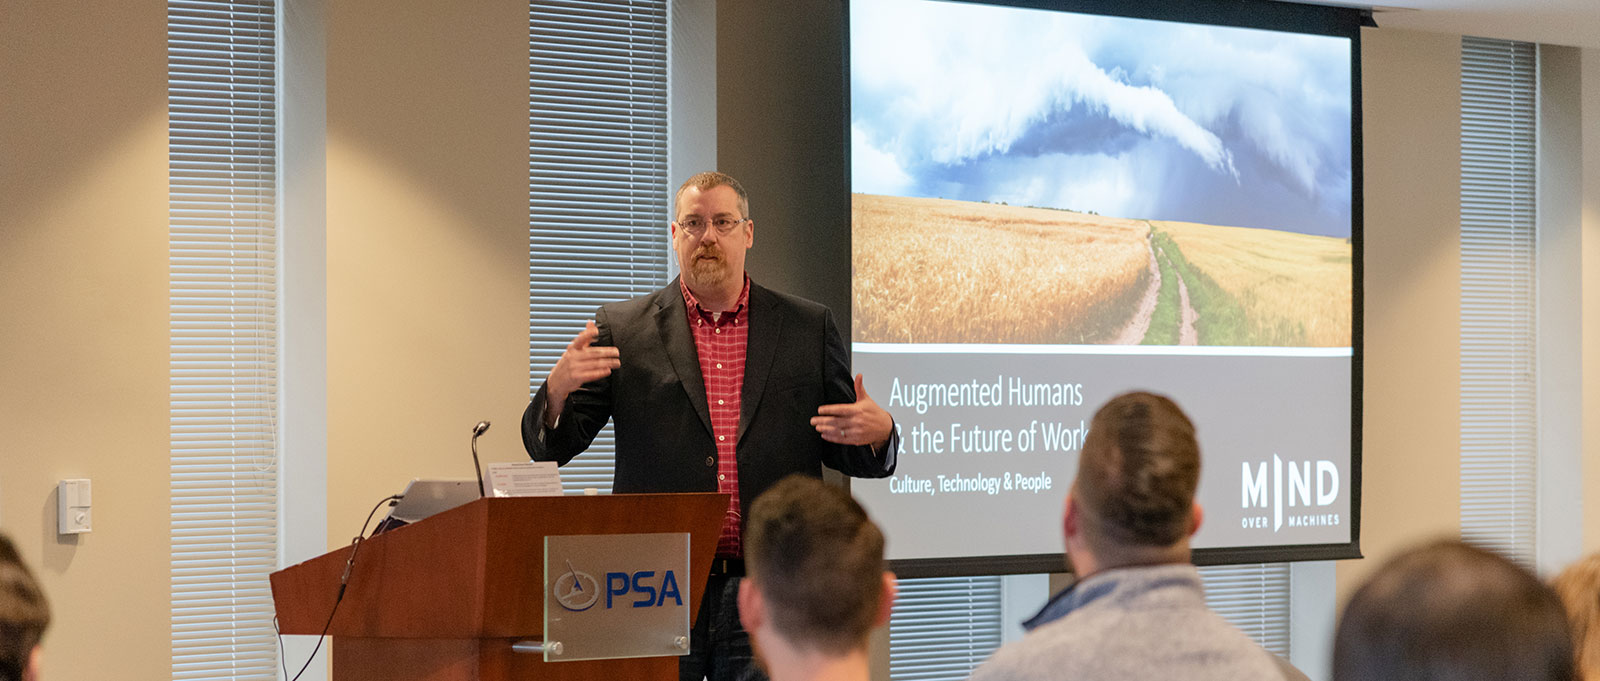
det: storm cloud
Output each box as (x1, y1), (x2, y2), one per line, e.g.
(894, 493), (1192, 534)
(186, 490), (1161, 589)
(850, 0), (1353, 237)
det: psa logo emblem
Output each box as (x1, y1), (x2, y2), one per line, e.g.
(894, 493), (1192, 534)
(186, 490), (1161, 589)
(553, 563), (685, 612)
(554, 567), (601, 612)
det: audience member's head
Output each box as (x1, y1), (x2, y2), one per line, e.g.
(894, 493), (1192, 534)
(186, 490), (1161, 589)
(1065, 391), (1202, 574)
(739, 475), (894, 670)
(0, 534), (49, 681)
(1333, 539), (1574, 681)
(1552, 553), (1600, 680)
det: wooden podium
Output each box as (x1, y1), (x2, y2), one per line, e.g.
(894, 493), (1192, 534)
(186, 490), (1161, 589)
(270, 493), (727, 681)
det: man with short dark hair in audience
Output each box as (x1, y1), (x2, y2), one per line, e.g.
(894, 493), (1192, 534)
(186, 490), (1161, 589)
(0, 534), (50, 681)
(738, 475), (896, 681)
(971, 391), (1294, 681)
(1334, 539), (1575, 681)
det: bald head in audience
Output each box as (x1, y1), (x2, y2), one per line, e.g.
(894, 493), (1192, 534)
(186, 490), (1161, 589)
(1334, 539), (1574, 681)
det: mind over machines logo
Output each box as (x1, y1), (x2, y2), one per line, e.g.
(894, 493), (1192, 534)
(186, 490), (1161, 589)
(1240, 454), (1341, 532)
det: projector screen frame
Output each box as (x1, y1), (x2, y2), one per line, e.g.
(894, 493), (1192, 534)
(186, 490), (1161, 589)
(842, 0), (1365, 577)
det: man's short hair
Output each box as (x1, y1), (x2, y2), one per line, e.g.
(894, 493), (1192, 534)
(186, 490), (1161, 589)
(1073, 391), (1200, 548)
(0, 534), (49, 681)
(1333, 540), (1575, 681)
(745, 475), (885, 655)
(675, 171), (750, 219)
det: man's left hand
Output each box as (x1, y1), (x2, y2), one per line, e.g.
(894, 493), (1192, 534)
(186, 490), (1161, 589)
(813, 374), (894, 448)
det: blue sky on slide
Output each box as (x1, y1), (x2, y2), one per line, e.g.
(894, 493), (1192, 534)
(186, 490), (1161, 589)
(851, 0), (1353, 238)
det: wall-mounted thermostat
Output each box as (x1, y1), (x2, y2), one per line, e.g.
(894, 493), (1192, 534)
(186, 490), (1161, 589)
(58, 478), (92, 534)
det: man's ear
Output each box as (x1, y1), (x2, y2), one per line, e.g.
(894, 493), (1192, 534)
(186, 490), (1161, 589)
(874, 571), (898, 628)
(23, 645), (41, 681)
(738, 578), (764, 633)
(1063, 491), (1079, 540)
(1189, 502), (1204, 536)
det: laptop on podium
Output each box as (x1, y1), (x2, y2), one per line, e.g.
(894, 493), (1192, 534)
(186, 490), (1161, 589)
(374, 479), (479, 533)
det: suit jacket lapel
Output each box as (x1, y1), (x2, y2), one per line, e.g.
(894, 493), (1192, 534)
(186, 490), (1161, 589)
(655, 280), (714, 437)
(739, 283), (781, 443)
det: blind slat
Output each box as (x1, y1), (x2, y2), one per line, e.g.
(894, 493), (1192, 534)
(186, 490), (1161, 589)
(889, 576), (1004, 681)
(1458, 36), (1537, 568)
(1199, 563), (1292, 657)
(529, 0), (669, 496)
(169, 1), (280, 678)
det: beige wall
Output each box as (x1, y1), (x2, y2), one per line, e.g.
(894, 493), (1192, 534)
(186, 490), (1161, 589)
(1336, 28), (1466, 595)
(1344, 33), (1600, 595)
(325, 0), (533, 546)
(0, 3), (171, 680)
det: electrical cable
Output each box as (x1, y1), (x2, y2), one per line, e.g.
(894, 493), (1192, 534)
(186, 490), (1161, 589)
(280, 493), (402, 681)
(274, 615), (287, 681)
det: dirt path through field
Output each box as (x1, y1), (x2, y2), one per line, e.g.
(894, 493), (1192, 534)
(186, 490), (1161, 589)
(1177, 274), (1199, 345)
(1111, 234), (1160, 344)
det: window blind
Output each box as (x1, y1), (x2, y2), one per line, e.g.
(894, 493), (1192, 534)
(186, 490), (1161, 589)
(1459, 36), (1537, 567)
(888, 576), (1004, 681)
(167, 1), (279, 680)
(529, 0), (670, 493)
(1199, 562), (1291, 657)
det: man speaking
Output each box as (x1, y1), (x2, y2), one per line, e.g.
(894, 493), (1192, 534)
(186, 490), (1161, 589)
(522, 171), (898, 681)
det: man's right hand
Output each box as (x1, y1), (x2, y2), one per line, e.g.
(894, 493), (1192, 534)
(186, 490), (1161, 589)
(545, 320), (620, 427)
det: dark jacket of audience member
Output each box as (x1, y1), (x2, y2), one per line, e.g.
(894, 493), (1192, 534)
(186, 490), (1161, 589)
(1333, 539), (1574, 681)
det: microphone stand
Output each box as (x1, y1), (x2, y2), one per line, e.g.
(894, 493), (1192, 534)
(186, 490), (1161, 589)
(471, 421), (490, 497)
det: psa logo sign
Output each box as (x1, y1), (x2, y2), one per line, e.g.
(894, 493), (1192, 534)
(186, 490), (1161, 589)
(554, 565), (684, 612)
(1241, 455), (1341, 532)
(553, 568), (602, 612)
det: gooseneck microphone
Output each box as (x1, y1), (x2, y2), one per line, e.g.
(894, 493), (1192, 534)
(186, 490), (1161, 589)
(471, 421), (490, 497)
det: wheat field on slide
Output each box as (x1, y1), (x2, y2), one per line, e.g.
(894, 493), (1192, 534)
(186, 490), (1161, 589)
(1155, 219), (1352, 347)
(853, 194), (1151, 344)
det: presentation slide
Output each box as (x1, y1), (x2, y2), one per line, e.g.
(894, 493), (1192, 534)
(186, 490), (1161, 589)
(847, 0), (1357, 563)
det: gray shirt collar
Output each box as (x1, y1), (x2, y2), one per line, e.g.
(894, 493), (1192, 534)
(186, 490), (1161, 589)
(1023, 563), (1203, 631)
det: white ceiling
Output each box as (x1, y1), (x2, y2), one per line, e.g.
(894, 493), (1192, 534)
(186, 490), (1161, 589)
(1349, 0), (1600, 49)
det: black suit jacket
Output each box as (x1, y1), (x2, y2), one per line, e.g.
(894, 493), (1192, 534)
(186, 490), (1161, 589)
(522, 278), (897, 523)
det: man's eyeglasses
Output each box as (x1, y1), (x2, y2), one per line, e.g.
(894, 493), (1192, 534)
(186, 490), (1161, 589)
(679, 216), (747, 236)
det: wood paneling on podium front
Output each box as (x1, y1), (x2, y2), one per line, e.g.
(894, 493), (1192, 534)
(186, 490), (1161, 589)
(272, 493), (725, 681)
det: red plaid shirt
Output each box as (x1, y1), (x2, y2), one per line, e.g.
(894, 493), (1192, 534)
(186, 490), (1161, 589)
(682, 277), (750, 558)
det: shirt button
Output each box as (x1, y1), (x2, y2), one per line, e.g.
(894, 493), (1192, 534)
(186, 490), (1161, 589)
(718, 435), (726, 442)
(717, 399), (725, 405)
(715, 328), (721, 334)
(718, 474), (725, 481)
(716, 363), (723, 369)
(705, 456), (715, 467)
